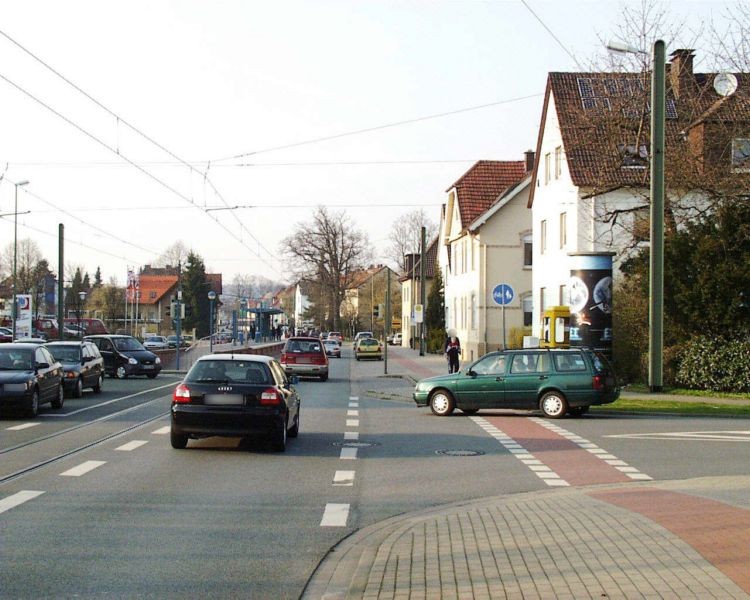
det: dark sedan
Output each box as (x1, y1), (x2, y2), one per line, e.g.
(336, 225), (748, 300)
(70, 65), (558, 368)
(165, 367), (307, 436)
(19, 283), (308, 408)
(0, 343), (64, 417)
(170, 354), (301, 452)
(46, 341), (104, 397)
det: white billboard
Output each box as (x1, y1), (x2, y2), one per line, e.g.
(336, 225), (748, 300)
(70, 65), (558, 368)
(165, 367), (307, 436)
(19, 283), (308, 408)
(15, 294), (33, 338)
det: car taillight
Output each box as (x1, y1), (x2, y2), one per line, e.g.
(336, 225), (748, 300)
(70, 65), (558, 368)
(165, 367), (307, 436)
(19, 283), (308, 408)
(260, 388), (282, 405)
(592, 374), (604, 390)
(313, 354), (327, 364)
(173, 383), (191, 403)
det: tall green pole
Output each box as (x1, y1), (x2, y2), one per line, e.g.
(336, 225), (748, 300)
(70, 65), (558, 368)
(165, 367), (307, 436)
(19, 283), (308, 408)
(58, 224), (64, 340)
(419, 226), (426, 356)
(649, 40), (665, 392)
(384, 267), (390, 374)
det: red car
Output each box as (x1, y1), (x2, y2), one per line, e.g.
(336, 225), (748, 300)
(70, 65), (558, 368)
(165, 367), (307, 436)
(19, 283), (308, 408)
(280, 337), (329, 381)
(0, 327), (12, 343)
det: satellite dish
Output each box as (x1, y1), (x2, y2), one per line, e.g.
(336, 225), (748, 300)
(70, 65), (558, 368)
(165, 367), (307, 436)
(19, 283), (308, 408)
(714, 72), (738, 97)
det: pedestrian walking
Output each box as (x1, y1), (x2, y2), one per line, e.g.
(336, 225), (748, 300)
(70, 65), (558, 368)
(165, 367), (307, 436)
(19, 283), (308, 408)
(445, 329), (461, 374)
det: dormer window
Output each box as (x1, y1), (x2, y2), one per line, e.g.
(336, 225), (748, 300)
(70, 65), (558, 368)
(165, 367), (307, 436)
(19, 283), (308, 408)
(732, 138), (750, 172)
(618, 144), (649, 168)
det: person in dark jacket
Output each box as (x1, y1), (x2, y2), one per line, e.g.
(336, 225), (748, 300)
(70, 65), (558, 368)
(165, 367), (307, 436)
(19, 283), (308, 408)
(444, 330), (461, 374)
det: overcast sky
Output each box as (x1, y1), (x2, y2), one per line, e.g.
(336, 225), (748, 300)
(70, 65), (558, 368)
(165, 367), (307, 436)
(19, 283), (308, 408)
(0, 0), (737, 287)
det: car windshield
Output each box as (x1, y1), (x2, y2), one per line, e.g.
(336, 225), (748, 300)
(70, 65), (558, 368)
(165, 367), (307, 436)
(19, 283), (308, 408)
(47, 346), (81, 362)
(187, 360), (271, 384)
(113, 337), (145, 352)
(0, 348), (34, 370)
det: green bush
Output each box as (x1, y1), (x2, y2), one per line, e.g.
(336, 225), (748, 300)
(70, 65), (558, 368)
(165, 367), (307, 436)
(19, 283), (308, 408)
(427, 328), (445, 354)
(675, 336), (750, 392)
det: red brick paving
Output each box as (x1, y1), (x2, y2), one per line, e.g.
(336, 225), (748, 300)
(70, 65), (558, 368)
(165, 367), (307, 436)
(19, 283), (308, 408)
(591, 487), (750, 594)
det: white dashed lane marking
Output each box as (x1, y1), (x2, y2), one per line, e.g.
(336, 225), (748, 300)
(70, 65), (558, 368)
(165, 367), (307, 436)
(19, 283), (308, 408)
(152, 426), (170, 435)
(340, 448), (358, 460)
(471, 417), (570, 487)
(349, 396), (359, 401)
(346, 419), (359, 427)
(348, 402), (359, 408)
(320, 503), (350, 527)
(333, 470), (355, 486)
(6, 423), (40, 431)
(0, 491), (45, 515)
(347, 410), (359, 417)
(60, 460), (106, 477)
(344, 431), (359, 440)
(115, 440), (148, 452)
(532, 418), (652, 481)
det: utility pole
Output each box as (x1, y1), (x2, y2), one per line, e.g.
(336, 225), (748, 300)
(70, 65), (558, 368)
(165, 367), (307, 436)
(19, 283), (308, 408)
(57, 224), (64, 340)
(384, 267), (390, 374)
(175, 262), (182, 371)
(419, 226), (426, 356)
(649, 39), (665, 392)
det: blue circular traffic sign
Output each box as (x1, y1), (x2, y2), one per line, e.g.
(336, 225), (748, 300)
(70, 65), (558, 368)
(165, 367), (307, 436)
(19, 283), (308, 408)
(492, 284), (515, 306)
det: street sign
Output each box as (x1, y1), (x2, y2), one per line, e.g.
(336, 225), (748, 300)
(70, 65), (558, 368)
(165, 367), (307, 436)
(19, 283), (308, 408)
(492, 284), (515, 306)
(414, 304), (424, 323)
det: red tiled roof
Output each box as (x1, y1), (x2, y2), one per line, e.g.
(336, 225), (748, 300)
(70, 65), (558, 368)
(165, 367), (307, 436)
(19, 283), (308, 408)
(138, 275), (177, 306)
(399, 237), (439, 282)
(447, 160), (528, 228)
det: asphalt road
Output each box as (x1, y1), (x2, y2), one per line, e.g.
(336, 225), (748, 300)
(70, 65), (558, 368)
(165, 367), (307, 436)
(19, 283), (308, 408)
(2, 347), (750, 599)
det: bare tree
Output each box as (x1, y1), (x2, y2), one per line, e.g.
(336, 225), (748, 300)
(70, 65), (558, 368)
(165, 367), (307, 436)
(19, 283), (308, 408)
(1, 238), (44, 294)
(281, 206), (371, 331)
(387, 209), (438, 273)
(710, 2), (750, 72)
(154, 241), (190, 268)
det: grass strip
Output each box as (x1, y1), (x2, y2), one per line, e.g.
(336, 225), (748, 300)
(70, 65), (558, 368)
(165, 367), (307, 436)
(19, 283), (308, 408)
(592, 398), (750, 416)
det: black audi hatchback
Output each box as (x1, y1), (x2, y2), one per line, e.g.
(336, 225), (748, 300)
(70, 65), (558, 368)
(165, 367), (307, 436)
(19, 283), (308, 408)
(170, 354), (301, 452)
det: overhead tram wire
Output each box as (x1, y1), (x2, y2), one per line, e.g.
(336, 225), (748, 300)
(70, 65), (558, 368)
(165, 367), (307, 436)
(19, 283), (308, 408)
(210, 93), (544, 163)
(0, 70), (282, 275)
(6, 177), (160, 256)
(0, 27), (279, 267)
(29, 201), (444, 213)
(519, 0), (585, 71)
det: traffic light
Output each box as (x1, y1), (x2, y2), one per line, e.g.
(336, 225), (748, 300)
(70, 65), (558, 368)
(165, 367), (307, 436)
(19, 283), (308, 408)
(165, 302), (171, 318)
(373, 304), (380, 319)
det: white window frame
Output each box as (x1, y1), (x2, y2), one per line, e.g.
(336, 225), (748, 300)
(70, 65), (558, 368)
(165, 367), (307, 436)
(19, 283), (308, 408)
(559, 212), (567, 249)
(541, 220), (547, 254)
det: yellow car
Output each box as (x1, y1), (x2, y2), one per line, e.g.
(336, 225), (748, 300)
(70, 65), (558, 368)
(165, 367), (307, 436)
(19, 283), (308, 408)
(354, 337), (383, 361)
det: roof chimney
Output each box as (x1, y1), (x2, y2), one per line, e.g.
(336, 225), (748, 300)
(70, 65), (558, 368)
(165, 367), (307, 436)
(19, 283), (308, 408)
(669, 49), (695, 99)
(524, 149), (536, 173)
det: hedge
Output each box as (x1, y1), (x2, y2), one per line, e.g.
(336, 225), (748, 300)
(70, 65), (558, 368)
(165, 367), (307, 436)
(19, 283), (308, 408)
(675, 336), (750, 392)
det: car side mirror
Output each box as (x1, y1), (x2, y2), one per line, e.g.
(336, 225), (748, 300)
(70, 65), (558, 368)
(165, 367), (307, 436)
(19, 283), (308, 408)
(36, 362), (50, 370)
(466, 370), (475, 377)
(82, 356), (93, 363)
(289, 375), (299, 385)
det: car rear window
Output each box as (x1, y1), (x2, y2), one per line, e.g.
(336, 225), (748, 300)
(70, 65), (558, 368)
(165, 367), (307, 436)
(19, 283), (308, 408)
(286, 340), (323, 353)
(187, 360), (271, 384)
(48, 345), (81, 362)
(552, 351), (587, 372)
(361, 339), (379, 347)
(590, 351), (614, 374)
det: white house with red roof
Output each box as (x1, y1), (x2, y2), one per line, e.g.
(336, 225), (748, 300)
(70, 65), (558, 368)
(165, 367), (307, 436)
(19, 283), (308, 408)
(439, 156), (534, 362)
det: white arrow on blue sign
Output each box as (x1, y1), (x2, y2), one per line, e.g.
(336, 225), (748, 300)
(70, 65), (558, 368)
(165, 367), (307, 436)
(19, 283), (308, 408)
(492, 284), (515, 306)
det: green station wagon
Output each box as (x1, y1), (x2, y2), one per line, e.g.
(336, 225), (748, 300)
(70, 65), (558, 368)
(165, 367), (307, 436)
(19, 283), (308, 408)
(413, 348), (619, 418)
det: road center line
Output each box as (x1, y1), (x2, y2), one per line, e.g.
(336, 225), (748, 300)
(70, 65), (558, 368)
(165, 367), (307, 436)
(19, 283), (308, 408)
(6, 423), (40, 431)
(60, 460), (106, 477)
(333, 470), (355, 486)
(346, 419), (359, 427)
(347, 410), (359, 417)
(340, 448), (358, 460)
(152, 426), (171, 435)
(320, 503), (350, 527)
(0, 490), (45, 515)
(344, 431), (359, 440)
(115, 440), (148, 451)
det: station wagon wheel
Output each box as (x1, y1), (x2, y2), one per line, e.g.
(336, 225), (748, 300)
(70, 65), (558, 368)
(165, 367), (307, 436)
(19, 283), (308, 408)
(429, 390), (455, 416)
(51, 384), (65, 409)
(539, 391), (568, 419)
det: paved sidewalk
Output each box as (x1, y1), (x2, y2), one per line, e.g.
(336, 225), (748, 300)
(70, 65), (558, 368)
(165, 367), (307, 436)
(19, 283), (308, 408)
(303, 346), (750, 599)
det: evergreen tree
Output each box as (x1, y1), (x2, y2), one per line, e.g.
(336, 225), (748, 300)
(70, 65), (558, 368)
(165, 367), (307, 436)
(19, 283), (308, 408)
(182, 251), (211, 337)
(425, 267), (445, 331)
(65, 268), (84, 316)
(93, 267), (102, 288)
(82, 272), (91, 291)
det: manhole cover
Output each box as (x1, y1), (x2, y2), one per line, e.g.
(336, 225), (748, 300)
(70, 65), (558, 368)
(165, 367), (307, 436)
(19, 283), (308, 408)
(436, 449), (485, 457)
(332, 441), (379, 448)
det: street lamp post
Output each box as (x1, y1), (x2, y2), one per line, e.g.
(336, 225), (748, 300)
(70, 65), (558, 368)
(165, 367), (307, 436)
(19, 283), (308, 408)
(240, 298), (247, 344)
(77, 291), (87, 335)
(607, 39), (666, 392)
(208, 290), (217, 353)
(12, 180), (30, 339)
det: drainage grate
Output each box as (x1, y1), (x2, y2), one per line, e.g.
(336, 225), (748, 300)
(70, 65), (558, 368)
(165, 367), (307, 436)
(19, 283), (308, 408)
(332, 441), (379, 448)
(436, 449), (485, 457)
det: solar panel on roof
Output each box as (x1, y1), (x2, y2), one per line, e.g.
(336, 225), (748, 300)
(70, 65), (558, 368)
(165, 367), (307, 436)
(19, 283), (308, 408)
(577, 78), (594, 99)
(666, 99), (678, 119)
(582, 97), (597, 110)
(604, 79), (619, 96)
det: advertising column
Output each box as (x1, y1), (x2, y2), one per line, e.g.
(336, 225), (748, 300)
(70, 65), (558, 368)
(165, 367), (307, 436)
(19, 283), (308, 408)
(567, 253), (614, 354)
(16, 294), (33, 339)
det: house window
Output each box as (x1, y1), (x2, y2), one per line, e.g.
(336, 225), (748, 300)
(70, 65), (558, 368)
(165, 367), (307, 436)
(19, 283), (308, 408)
(471, 239), (476, 271)
(540, 287), (547, 314)
(559, 284), (568, 305)
(559, 212), (567, 248)
(452, 298), (457, 329)
(522, 294), (533, 326)
(541, 220), (547, 254)
(523, 234), (533, 267)
(544, 153), (551, 184)
(731, 138), (750, 171)
(149, 291), (157, 299)
(471, 293), (477, 330)
(462, 238), (467, 273)
(555, 146), (562, 179)
(618, 143), (648, 168)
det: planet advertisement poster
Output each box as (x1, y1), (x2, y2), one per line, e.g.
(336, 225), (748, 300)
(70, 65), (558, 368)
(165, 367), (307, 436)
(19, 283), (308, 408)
(568, 254), (613, 353)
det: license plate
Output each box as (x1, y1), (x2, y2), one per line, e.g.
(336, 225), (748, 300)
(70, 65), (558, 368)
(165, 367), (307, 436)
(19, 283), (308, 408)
(143, 365), (154, 370)
(204, 394), (244, 405)
(298, 357), (310, 364)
